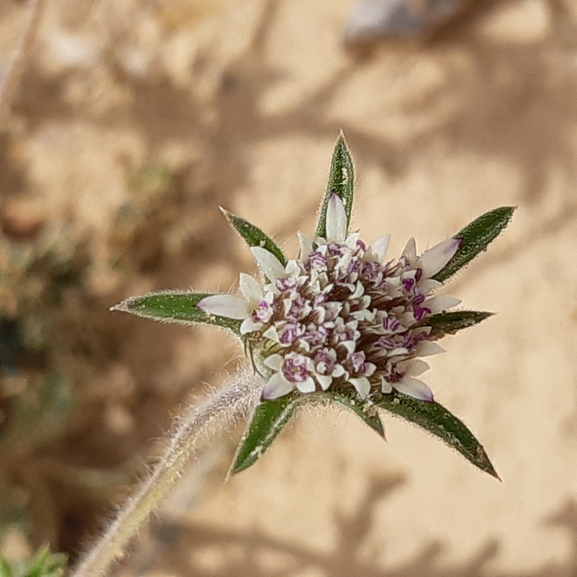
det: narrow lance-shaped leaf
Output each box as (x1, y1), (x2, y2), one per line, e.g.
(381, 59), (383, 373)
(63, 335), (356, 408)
(316, 132), (355, 239)
(221, 208), (287, 266)
(320, 391), (384, 437)
(433, 206), (516, 283)
(230, 394), (301, 475)
(111, 291), (242, 333)
(373, 390), (499, 479)
(421, 310), (494, 340)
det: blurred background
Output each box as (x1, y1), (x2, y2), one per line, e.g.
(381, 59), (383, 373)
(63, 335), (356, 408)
(1, 0), (577, 575)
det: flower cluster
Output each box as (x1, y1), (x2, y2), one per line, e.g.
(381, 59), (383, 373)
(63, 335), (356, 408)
(198, 194), (461, 402)
(115, 135), (512, 478)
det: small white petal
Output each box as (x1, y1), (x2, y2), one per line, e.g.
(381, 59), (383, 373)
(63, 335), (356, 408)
(285, 260), (303, 277)
(350, 282), (364, 299)
(197, 295), (247, 319)
(420, 238), (461, 278)
(262, 325), (279, 342)
(401, 311), (415, 326)
(351, 309), (375, 322)
(297, 377), (316, 394)
(389, 347), (409, 357)
(250, 247), (286, 281)
(402, 237), (417, 260)
(405, 359), (430, 377)
(298, 232), (313, 260)
(240, 318), (262, 335)
(239, 273), (262, 302)
(416, 341), (445, 357)
(364, 362), (377, 377)
(333, 364), (347, 378)
(349, 377), (371, 399)
(395, 377), (434, 402)
(264, 353), (283, 371)
(368, 235), (391, 262)
(380, 378), (393, 394)
(338, 251), (353, 273)
(262, 372), (295, 400)
(326, 193), (347, 242)
(345, 232), (360, 249)
(419, 279), (443, 294)
(340, 340), (356, 355)
(299, 340), (311, 353)
(316, 375), (332, 390)
(425, 295), (462, 313)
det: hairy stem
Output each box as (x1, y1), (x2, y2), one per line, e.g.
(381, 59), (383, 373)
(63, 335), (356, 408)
(71, 368), (260, 577)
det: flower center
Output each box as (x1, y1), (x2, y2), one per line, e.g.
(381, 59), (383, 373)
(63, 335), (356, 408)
(251, 237), (433, 395)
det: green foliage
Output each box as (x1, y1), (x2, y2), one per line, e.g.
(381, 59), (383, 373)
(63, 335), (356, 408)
(125, 162), (173, 198)
(374, 390), (499, 478)
(0, 375), (71, 449)
(112, 291), (242, 333)
(0, 547), (66, 577)
(319, 391), (384, 437)
(221, 209), (287, 267)
(231, 394), (301, 475)
(433, 206), (516, 283)
(421, 310), (494, 339)
(315, 133), (355, 239)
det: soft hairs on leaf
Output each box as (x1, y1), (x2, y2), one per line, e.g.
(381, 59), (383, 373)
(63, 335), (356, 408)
(112, 291), (242, 333)
(421, 310), (494, 339)
(315, 132), (355, 239)
(433, 206), (516, 282)
(231, 394), (301, 474)
(221, 208), (287, 266)
(319, 391), (385, 437)
(374, 390), (499, 478)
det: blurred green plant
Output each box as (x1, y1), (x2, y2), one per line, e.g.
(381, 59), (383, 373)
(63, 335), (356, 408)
(0, 547), (66, 577)
(0, 155), (199, 561)
(111, 160), (190, 273)
(0, 233), (84, 546)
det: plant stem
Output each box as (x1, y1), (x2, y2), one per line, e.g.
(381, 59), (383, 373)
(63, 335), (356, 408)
(71, 368), (260, 577)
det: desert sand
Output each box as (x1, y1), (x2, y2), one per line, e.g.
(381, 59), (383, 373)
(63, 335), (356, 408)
(1, 1), (576, 576)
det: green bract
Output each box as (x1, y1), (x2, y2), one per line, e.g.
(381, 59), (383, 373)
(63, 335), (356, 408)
(114, 134), (514, 479)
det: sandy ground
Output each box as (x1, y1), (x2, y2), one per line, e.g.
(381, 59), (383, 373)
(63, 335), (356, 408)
(1, 0), (577, 576)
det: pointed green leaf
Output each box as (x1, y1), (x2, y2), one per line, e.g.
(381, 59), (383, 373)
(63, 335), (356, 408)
(433, 207), (516, 283)
(315, 132), (355, 239)
(221, 209), (287, 266)
(374, 391), (499, 478)
(421, 310), (494, 339)
(320, 391), (384, 437)
(0, 557), (13, 577)
(230, 393), (300, 475)
(111, 291), (241, 333)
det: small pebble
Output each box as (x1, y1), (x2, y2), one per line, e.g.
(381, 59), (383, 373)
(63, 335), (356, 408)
(343, 0), (473, 48)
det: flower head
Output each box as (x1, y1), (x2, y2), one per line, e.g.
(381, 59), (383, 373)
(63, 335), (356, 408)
(199, 193), (461, 402)
(114, 134), (514, 479)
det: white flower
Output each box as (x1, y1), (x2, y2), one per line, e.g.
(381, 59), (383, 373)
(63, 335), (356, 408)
(199, 194), (461, 402)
